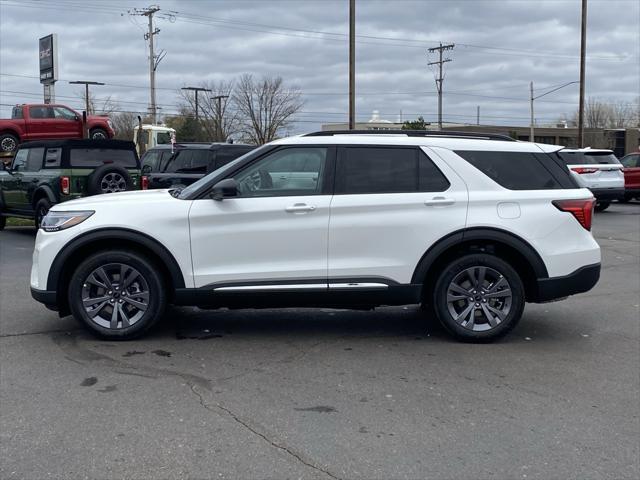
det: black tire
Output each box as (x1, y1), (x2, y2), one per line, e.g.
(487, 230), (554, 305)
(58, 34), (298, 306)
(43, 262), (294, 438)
(618, 195), (631, 203)
(89, 128), (109, 140)
(68, 250), (166, 340)
(87, 164), (134, 195)
(0, 215), (5, 231)
(594, 201), (610, 212)
(431, 253), (525, 342)
(34, 198), (52, 230)
(0, 133), (19, 152)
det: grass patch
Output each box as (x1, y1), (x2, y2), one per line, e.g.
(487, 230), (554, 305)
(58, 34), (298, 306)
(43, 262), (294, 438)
(6, 217), (35, 227)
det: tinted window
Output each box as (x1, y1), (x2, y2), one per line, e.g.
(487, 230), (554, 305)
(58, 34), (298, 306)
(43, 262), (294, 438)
(559, 151), (620, 165)
(69, 149), (137, 168)
(336, 147), (449, 194)
(456, 150), (563, 190)
(141, 150), (163, 172)
(29, 106), (50, 119)
(164, 150), (212, 173)
(620, 154), (639, 168)
(216, 147), (254, 169)
(234, 147), (327, 197)
(44, 147), (61, 168)
(25, 148), (44, 172)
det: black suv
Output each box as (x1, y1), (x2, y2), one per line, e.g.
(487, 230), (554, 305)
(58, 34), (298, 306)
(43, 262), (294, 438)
(141, 143), (255, 190)
(0, 139), (140, 229)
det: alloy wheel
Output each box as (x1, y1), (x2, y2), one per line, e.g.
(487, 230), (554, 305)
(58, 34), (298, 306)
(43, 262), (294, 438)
(1, 137), (16, 152)
(81, 263), (150, 329)
(446, 266), (513, 332)
(100, 173), (127, 193)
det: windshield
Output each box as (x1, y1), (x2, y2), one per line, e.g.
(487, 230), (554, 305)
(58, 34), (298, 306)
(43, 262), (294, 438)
(559, 151), (620, 165)
(177, 144), (266, 199)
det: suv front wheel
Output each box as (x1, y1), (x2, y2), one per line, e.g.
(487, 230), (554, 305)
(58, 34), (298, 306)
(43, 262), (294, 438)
(68, 250), (166, 340)
(432, 254), (525, 342)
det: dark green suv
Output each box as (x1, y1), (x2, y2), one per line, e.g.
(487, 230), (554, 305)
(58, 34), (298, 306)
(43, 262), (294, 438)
(0, 139), (141, 229)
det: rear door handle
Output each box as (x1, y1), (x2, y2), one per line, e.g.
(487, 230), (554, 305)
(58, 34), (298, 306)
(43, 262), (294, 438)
(285, 203), (316, 213)
(424, 196), (455, 207)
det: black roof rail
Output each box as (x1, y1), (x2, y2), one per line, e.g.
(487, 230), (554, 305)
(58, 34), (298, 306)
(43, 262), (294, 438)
(304, 130), (517, 142)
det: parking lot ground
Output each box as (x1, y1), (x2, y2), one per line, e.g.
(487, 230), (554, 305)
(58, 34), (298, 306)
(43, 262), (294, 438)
(1, 203), (639, 479)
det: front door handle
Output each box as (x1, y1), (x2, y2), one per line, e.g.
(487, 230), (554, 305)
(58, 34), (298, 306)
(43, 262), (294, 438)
(424, 196), (455, 207)
(285, 203), (316, 213)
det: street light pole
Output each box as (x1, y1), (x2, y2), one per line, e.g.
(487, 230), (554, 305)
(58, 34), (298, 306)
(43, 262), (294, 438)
(529, 80), (579, 142)
(69, 80), (105, 138)
(211, 95), (229, 141)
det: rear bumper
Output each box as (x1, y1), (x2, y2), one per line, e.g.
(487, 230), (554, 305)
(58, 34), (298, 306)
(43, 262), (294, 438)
(590, 187), (625, 201)
(534, 263), (600, 302)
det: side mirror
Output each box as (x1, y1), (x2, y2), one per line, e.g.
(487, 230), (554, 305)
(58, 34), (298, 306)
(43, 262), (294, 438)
(141, 164), (152, 174)
(210, 178), (238, 201)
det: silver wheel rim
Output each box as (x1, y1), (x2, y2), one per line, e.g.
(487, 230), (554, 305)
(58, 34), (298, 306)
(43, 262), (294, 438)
(446, 266), (512, 332)
(100, 172), (126, 193)
(1, 137), (16, 151)
(81, 263), (150, 329)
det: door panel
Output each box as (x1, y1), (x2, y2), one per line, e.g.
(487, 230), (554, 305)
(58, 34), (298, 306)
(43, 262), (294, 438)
(328, 146), (468, 284)
(188, 195), (331, 287)
(188, 146), (333, 288)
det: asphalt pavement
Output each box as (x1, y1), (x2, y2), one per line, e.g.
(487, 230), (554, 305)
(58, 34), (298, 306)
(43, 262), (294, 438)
(1, 203), (639, 479)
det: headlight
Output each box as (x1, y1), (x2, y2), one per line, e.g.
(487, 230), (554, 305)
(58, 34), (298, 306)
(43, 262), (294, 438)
(40, 211), (94, 232)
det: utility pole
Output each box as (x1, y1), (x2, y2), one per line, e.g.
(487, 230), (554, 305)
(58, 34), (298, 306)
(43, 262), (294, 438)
(130, 5), (165, 124)
(348, 0), (355, 130)
(181, 87), (211, 121)
(211, 94), (229, 141)
(578, 0), (588, 147)
(530, 81), (535, 141)
(530, 80), (579, 142)
(69, 80), (104, 138)
(428, 43), (454, 130)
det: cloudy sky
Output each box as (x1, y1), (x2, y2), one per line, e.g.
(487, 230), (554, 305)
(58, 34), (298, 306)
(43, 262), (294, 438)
(0, 0), (638, 134)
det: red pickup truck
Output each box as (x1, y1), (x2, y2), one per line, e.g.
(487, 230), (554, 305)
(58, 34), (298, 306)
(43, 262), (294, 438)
(0, 104), (115, 152)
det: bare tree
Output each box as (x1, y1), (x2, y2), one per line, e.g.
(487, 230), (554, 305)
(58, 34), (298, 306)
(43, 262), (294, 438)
(570, 97), (637, 128)
(178, 81), (240, 142)
(110, 111), (139, 140)
(78, 90), (120, 116)
(232, 74), (303, 145)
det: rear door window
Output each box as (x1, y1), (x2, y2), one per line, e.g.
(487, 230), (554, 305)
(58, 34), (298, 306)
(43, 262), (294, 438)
(455, 150), (564, 190)
(336, 147), (449, 194)
(69, 149), (137, 168)
(25, 148), (44, 172)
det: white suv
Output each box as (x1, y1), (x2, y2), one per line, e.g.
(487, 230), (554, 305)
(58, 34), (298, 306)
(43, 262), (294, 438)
(30, 131), (601, 342)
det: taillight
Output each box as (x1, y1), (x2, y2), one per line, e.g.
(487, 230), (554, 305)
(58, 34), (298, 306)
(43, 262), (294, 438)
(60, 176), (70, 195)
(571, 167), (598, 174)
(553, 198), (595, 231)
(141, 176), (149, 190)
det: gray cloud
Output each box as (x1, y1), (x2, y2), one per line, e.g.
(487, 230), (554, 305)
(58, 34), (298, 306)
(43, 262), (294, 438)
(0, 0), (638, 133)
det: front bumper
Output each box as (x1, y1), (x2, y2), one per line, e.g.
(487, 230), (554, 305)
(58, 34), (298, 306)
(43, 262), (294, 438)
(590, 187), (625, 201)
(30, 287), (58, 308)
(534, 263), (600, 302)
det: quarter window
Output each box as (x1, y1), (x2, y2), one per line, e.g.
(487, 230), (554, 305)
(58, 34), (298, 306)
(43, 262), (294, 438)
(233, 147), (327, 197)
(69, 149), (137, 168)
(455, 150), (563, 190)
(335, 147), (449, 194)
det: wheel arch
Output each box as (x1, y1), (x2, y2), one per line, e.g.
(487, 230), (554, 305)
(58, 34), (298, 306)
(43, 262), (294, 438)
(0, 128), (21, 140)
(32, 185), (57, 206)
(412, 227), (548, 303)
(48, 228), (186, 313)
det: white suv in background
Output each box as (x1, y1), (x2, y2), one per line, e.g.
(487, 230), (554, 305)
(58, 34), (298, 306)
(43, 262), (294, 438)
(30, 131), (601, 342)
(558, 148), (624, 211)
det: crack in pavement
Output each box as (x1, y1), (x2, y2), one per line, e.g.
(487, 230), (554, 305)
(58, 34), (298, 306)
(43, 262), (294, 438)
(0, 328), (81, 339)
(188, 384), (341, 480)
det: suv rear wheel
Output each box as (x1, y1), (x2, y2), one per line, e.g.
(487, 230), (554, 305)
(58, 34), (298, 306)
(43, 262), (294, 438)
(68, 250), (166, 340)
(432, 254), (525, 342)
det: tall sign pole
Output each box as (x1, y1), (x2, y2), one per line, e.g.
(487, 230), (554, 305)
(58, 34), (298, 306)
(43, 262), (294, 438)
(348, 0), (355, 130)
(39, 34), (58, 104)
(578, 0), (587, 148)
